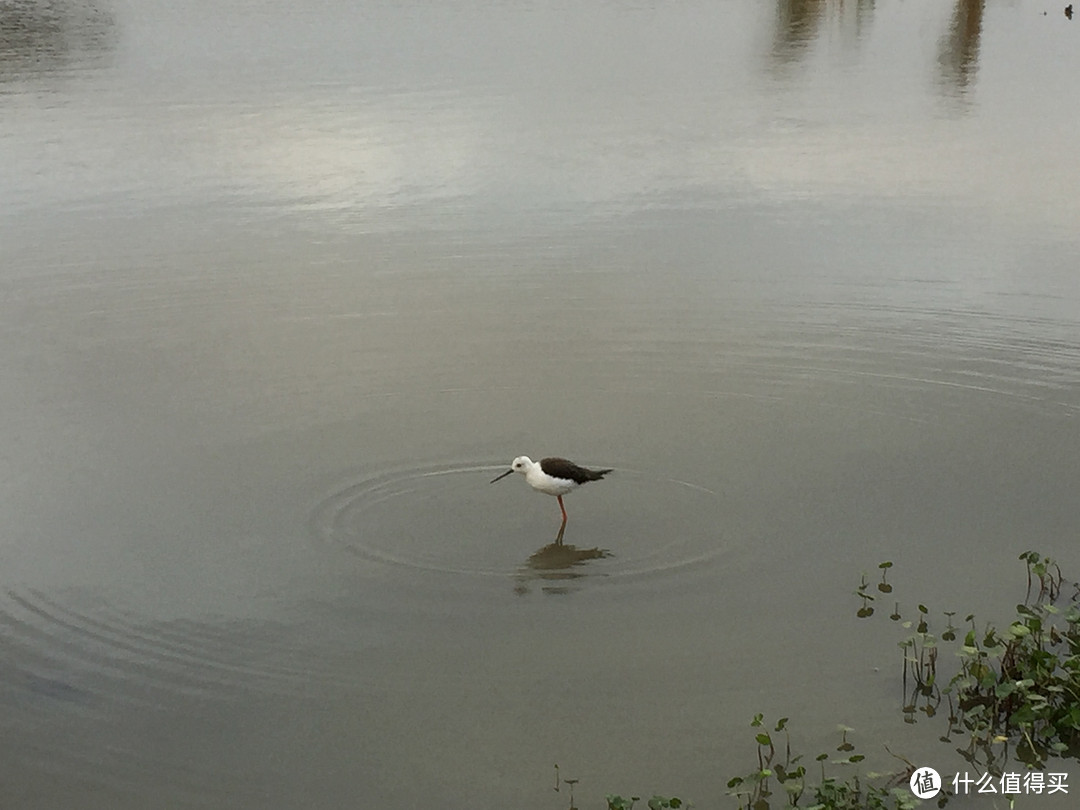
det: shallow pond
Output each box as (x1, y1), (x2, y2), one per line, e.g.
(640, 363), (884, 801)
(2, 0), (1079, 807)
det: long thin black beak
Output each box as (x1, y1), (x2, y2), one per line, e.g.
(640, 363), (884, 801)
(490, 469), (514, 483)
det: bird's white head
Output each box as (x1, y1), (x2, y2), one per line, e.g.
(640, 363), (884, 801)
(490, 455), (535, 484)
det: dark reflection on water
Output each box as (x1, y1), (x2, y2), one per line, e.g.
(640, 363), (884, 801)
(771, 0), (825, 62)
(514, 540), (611, 596)
(770, 0), (990, 104)
(0, 0), (116, 80)
(769, 0), (875, 68)
(938, 0), (984, 97)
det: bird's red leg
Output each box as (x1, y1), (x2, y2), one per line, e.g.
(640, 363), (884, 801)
(555, 496), (568, 545)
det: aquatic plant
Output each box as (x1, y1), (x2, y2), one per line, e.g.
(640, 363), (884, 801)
(587, 552), (1078, 810)
(725, 714), (920, 810)
(554, 763), (683, 810)
(604, 795), (683, 810)
(856, 551), (1080, 775)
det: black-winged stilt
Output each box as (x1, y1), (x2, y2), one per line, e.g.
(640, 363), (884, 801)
(490, 456), (612, 537)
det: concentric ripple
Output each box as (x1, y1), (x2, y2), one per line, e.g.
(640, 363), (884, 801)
(0, 587), (348, 710)
(309, 461), (742, 584)
(0, 587), (364, 807)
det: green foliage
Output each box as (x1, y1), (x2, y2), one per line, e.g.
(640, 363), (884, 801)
(605, 795), (683, 810)
(725, 716), (921, 810)
(586, 552), (1079, 810)
(859, 551), (1080, 774)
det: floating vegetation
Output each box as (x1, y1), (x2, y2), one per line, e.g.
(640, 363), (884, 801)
(605, 796), (683, 810)
(856, 551), (1080, 775)
(570, 552), (1078, 809)
(725, 714), (921, 810)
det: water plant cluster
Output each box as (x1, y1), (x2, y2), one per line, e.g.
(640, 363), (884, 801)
(604, 795), (683, 810)
(725, 715), (920, 810)
(577, 551), (1080, 809)
(856, 551), (1080, 775)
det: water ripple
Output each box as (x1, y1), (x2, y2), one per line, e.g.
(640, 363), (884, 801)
(309, 461), (743, 588)
(0, 588), (342, 712)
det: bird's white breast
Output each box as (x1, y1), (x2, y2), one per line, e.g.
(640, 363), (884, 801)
(526, 466), (576, 496)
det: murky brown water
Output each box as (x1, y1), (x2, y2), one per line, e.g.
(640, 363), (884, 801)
(2, 0), (1079, 807)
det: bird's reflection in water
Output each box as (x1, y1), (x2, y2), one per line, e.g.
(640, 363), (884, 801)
(513, 531), (611, 596)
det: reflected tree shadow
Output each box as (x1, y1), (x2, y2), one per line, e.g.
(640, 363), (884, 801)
(512, 531), (611, 596)
(770, 0), (826, 68)
(768, 0), (991, 107)
(768, 0), (875, 73)
(937, 0), (985, 100)
(0, 0), (117, 80)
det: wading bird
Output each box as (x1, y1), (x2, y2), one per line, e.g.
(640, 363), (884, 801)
(491, 456), (612, 541)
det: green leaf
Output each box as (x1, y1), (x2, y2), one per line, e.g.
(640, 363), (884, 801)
(994, 681), (1017, 698)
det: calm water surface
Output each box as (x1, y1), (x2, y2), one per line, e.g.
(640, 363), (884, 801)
(2, 0), (1079, 807)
